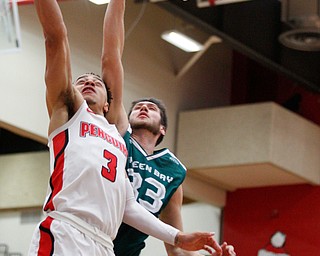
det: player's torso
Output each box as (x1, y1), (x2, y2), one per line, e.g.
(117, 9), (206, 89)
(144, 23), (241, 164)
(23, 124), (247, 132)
(46, 101), (128, 237)
(124, 132), (186, 216)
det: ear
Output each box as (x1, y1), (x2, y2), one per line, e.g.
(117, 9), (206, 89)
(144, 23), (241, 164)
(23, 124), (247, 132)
(103, 102), (109, 114)
(160, 125), (166, 136)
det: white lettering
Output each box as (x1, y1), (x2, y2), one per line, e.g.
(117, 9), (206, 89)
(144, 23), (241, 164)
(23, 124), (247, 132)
(128, 160), (174, 183)
(139, 163), (146, 170)
(127, 168), (134, 176)
(167, 176), (173, 183)
(159, 174), (166, 182)
(154, 169), (160, 177)
(132, 161), (139, 168)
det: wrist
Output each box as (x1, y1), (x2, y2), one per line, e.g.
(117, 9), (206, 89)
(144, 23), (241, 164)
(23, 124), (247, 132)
(174, 232), (181, 247)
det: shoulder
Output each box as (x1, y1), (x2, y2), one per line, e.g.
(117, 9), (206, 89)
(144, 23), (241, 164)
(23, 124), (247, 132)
(166, 150), (187, 171)
(123, 129), (132, 143)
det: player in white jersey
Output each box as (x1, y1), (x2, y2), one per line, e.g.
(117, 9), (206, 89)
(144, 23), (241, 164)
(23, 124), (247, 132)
(29, 99), (129, 255)
(45, 100), (128, 237)
(29, 0), (224, 255)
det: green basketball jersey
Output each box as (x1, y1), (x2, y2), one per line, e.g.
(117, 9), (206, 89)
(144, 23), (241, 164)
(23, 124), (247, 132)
(113, 131), (187, 256)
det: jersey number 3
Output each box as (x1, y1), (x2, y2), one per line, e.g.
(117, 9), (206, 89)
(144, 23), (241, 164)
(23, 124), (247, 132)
(101, 150), (117, 182)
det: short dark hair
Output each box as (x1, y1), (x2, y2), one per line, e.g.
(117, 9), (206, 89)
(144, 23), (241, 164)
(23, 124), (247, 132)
(105, 84), (113, 106)
(129, 97), (168, 146)
(75, 72), (113, 105)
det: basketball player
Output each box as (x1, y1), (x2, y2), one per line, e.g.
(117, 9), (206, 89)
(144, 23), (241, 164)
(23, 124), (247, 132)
(112, 98), (236, 256)
(101, 0), (235, 255)
(28, 0), (224, 255)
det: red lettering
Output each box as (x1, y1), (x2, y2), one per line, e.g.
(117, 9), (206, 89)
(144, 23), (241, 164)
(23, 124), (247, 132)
(90, 123), (97, 136)
(79, 122), (127, 157)
(97, 127), (105, 139)
(119, 143), (128, 157)
(105, 133), (113, 143)
(111, 137), (120, 148)
(80, 122), (89, 137)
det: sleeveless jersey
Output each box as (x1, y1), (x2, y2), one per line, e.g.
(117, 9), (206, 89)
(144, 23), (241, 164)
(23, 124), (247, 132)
(45, 101), (128, 240)
(113, 131), (186, 256)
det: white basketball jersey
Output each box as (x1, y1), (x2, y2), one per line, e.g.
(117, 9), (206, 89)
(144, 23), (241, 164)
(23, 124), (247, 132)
(45, 101), (128, 240)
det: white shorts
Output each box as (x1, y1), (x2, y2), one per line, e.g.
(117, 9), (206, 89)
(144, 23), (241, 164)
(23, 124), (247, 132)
(28, 216), (115, 256)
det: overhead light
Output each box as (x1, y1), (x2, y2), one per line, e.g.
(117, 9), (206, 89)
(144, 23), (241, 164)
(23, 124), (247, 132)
(89, 0), (109, 5)
(161, 30), (204, 52)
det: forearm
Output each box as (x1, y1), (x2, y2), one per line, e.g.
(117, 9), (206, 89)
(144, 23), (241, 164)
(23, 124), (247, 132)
(123, 179), (179, 245)
(101, 0), (128, 134)
(124, 179), (222, 254)
(34, 0), (73, 116)
(34, 0), (66, 38)
(102, 0), (125, 61)
(161, 186), (188, 255)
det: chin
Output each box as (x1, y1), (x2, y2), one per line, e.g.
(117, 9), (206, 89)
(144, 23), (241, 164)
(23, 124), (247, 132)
(83, 97), (94, 104)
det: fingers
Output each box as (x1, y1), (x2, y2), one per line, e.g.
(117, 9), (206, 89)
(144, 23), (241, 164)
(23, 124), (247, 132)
(176, 231), (224, 255)
(221, 242), (227, 248)
(210, 234), (222, 255)
(203, 245), (223, 256)
(221, 242), (236, 256)
(203, 245), (214, 255)
(227, 246), (236, 256)
(205, 233), (222, 256)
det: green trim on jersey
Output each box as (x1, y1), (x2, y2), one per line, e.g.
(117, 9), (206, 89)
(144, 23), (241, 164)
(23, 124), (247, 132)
(113, 131), (186, 256)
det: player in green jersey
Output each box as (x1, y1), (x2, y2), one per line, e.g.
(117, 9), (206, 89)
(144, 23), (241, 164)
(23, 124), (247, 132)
(103, 0), (236, 255)
(111, 97), (235, 256)
(114, 97), (188, 256)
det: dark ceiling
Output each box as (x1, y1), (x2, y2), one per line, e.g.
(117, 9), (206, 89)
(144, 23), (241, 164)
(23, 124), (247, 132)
(158, 0), (320, 93)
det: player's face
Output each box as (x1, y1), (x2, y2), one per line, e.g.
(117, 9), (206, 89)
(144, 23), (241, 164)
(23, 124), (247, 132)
(74, 74), (108, 112)
(129, 101), (163, 135)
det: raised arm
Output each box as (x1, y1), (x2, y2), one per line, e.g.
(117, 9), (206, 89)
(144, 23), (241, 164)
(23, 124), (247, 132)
(34, 0), (80, 130)
(101, 0), (128, 136)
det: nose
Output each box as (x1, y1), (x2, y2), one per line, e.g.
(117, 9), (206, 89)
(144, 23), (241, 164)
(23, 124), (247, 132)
(85, 80), (95, 86)
(140, 104), (148, 111)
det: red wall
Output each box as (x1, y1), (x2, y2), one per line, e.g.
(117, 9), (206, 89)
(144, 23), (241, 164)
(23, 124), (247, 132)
(223, 184), (320, 255)
(225, 52), (320, 255)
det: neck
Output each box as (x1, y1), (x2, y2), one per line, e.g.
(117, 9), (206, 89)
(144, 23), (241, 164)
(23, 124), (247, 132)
(86, 101), (104, 116)
(131, 129), (158, 155)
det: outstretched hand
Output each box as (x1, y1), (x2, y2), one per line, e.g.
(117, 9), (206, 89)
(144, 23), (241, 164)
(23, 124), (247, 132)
(214, 242), (236, 256)
(175, 232), (222, 256)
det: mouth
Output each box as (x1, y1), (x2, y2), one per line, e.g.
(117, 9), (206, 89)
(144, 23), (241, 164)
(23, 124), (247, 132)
(82, 87), (96, 94)
(138, 113), (149, 119)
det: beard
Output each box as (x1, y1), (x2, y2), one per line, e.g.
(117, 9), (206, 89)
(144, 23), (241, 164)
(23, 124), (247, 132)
(130, 120), (161, 136)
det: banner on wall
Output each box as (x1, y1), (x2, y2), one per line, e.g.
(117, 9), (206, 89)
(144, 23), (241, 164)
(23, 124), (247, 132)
(258, 231), (291, 255)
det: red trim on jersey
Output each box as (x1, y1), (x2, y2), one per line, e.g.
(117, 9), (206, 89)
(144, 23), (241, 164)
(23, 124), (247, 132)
(44, 130), (69, 211)
(38, 217), (54, 255)
(209, 0), (215, 5)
